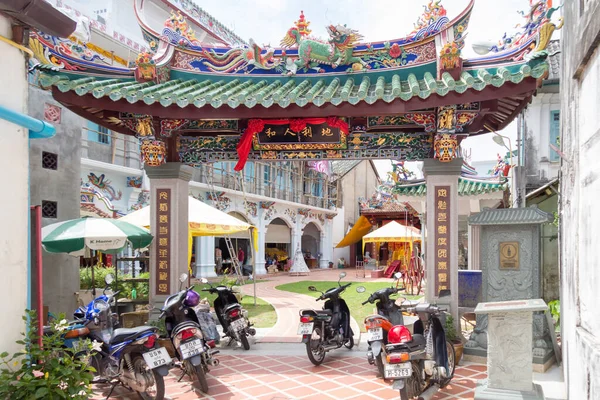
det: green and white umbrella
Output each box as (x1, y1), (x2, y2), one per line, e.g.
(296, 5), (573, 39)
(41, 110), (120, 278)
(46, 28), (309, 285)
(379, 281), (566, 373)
(42, 217), (154, 256)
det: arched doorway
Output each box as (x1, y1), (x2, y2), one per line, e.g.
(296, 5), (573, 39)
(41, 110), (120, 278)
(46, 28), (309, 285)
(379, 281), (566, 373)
(302, 222), (321, 269)
(214, 211), (251, 273)
(266, 217), (292, 270)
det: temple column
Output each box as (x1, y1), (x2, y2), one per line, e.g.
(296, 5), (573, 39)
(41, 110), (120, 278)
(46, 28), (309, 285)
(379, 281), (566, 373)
(195, 236), (216, 278)
(146, 163), (193, 311)
(319, 231), (328, 268)
(256, 228), (267, 276)
(291, 227), (302, 259)
(423, 158), (462, 326)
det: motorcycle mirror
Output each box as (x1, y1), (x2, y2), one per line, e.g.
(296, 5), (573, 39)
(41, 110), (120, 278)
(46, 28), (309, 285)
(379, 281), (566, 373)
(393, 272), (402, 280)
(339, 272), (347, 279)
(356, 286), (366, 293)
(179, 273), (188, 283)
(308, 286), (318, 292)
(104, 274), (114, 285)
(200, 278), (208, 284)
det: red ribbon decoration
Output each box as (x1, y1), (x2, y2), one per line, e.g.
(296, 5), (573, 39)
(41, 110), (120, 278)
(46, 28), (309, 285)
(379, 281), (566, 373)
(234, 117), (349, 171)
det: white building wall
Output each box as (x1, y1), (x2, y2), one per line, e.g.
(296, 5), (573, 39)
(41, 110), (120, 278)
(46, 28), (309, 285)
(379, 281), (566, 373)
(0, 15), (30, 355)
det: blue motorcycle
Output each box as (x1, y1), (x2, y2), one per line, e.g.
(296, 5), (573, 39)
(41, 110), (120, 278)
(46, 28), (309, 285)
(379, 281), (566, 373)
(71, 274), (172, 400)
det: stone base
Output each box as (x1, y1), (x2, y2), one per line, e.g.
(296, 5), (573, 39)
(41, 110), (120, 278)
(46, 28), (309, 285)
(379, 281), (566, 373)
(370, 269), (384, 278)
(463, 347), (555, 373)
(475, 380), (544, 400)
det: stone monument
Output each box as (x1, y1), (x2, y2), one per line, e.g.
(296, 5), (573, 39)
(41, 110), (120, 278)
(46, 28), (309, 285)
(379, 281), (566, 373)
(464, 207), (554, 371)
(474, 299), (548, 400)
(289, 243), (310, 276)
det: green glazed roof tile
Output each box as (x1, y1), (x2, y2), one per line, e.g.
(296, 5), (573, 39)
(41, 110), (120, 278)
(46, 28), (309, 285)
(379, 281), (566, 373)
(392, 177), (507, 197)
(38, 61), (547, 110)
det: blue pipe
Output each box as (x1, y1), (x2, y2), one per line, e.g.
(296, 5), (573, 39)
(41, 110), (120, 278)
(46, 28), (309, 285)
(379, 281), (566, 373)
(0, 104), (56, 139)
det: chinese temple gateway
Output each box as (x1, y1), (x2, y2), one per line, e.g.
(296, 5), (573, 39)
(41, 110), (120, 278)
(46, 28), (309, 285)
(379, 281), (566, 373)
(34, 0), (563, 319)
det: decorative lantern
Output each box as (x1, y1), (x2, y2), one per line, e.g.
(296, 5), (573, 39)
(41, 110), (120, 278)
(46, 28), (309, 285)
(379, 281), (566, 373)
(140, 139), (167, 167)
(434, 134), (458, 162)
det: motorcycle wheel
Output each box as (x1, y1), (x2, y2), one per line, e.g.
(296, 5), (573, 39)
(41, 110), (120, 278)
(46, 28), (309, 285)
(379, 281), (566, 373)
(306, 327), (326, 366)
(439, 340), (456, 388)
(344, 334), (354, 349)
(400, 362), (424, 400)
(132, 355), (165, 400)
(187, 360), (209, 394)
(375, 353), (384, 378)
(240, 333), (250, 350)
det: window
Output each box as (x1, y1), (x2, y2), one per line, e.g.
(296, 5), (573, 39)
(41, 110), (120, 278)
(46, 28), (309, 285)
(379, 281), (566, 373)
(263, 165), (271, 185)
(549, 111), (560, 162)
(244, 162), (255, 183)
(42, 151), (58, 170)
(85, 121), (111, 144)
(42, 200), (57, 219)
(97, 126), (110, 144)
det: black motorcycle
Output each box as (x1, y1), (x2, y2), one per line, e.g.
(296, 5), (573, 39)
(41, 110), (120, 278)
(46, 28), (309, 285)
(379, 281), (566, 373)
(159, 274), (220, 394)
(298, 272), (354, 366)
(202, 281), (256, 350)
(385, 302), (455, 400)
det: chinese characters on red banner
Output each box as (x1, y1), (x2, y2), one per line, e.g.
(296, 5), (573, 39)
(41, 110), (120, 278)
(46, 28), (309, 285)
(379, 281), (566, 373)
(434, 186), (450, 296)
(155, 189), (171, 295)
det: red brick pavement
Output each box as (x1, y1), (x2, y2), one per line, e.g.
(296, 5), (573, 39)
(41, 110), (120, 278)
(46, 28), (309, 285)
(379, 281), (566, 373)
(92, 355), (486, 399)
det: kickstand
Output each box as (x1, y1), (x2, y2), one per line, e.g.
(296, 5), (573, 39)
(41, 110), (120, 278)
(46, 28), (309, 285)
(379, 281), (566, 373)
(177, 368), (187, 383)
(104, 381), (119, 400)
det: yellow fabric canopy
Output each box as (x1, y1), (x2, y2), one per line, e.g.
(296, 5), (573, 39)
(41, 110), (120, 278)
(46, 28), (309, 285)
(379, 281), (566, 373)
(362, 220), (421, 244)
(335, 215), (372, 248)
(119, 196), (258, 267)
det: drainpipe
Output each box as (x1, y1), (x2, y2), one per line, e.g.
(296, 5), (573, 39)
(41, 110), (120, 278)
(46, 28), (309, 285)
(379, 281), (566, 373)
(0, 104), (56, 138)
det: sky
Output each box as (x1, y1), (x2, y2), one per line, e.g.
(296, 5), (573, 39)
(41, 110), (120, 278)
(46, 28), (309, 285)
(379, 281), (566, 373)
(196, 0), (530, 177)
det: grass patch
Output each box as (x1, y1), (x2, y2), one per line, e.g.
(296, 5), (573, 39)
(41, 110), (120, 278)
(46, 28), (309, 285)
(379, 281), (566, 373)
(197, 284), (277, 329)
(275, 281), (422, 332)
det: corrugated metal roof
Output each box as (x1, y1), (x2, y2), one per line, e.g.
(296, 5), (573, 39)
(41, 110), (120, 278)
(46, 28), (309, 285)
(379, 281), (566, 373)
(468, 206), (552, 225)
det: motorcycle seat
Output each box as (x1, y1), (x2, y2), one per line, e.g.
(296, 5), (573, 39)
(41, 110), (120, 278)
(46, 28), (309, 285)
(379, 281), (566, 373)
(223, 303), (241, 314)
(315, 310), (333, 316)
(110, 326), (157, 344)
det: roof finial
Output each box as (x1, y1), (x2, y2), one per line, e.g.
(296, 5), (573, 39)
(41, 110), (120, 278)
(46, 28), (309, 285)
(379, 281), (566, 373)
(294, 10), (311, 37)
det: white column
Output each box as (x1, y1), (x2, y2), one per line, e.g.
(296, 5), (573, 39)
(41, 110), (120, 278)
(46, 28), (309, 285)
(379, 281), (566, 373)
(195, 236), (216, 278)
(256, 229), (267, 275)
(319, 231), (328, 268)
(291, 227), (302, 257)
(0, 15), (28, 357)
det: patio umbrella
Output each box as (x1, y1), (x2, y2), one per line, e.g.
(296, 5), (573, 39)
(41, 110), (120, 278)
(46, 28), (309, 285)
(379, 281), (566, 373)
(42, 217), (153, 255)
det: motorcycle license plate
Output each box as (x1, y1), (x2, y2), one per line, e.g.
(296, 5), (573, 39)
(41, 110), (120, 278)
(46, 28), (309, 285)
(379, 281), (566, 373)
(384, 362), (412, 379)
(142, 347), (172, 369)
(297, 322), (314, 335)
(179, 338), (204, 360)
(367, 327), (383, 341)
(231, 318), (246, 331)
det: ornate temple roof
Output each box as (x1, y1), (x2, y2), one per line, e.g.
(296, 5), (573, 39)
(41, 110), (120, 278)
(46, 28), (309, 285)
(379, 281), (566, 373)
(390, 175), (507, 197)
(468, 206), (552, 226)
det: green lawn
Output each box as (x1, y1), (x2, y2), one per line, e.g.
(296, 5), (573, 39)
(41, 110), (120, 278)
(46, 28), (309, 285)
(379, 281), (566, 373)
(197, 284), (277, 328)
(275, 281), (422, 332)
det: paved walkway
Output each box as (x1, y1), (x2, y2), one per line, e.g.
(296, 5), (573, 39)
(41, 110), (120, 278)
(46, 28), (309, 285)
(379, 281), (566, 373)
(238, 268), (397, 343)
(92, 349), (486, 399)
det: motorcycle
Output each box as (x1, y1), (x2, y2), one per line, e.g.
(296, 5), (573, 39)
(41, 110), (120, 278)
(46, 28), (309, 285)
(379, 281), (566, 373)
(77, 274), (171, 400)
(201, 279), (256, 350)
(356, 272), (418, 377)
(298, 272), (354, 366)
(383, 302), (456, 400)
(159, 274), (220, 394)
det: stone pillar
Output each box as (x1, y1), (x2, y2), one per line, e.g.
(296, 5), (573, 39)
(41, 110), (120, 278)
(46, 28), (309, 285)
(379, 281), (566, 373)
(256, 229), (267, 276)
(146, 163), (193, 311)
(319, 231), (328, 268)
(291, 227), (302, 259)
(423, 158), (462, 326)
(195, 236), (216, 278)
(474, 299), (547, 399)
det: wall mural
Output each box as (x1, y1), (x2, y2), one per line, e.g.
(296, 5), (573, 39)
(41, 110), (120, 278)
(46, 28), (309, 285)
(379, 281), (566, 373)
(87, 172), (122, 201)
(260, 201), (277, 221)
(126, 176), (143, 188)
(206, 191), (231, 211)
(129, 190), (150, 211)
(284, 208), (298, 224)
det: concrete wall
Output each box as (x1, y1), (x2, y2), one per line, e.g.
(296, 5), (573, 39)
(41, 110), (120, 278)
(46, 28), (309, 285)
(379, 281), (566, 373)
(82, 131), (141, 169)
(28, 87), (82, 316)
(560, 1), (600, 398)
(340, 160), (379, 230)
(522, 92), (560, 188)
(0, 15), (30, 356)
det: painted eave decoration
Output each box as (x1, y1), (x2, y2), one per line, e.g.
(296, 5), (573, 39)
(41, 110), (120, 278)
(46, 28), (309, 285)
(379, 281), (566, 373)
(32, 0), (560, 148)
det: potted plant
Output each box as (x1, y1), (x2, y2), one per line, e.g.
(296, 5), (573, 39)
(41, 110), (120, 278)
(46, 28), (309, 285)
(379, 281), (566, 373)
(444, 314), (464, 366)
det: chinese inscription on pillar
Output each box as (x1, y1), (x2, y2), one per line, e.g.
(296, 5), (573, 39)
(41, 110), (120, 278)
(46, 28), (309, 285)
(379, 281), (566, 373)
(155, 189), (171, 295)
(434, 186), (450, 296)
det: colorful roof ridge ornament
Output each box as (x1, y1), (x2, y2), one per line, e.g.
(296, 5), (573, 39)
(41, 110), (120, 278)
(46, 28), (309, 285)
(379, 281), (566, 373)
(410, 0), (449, 39)
(163, 10), (200, 47)
(295, 11), (311, 37)
(134, 51), (156, 82)
(141, 139), (167, 167)
(439, 41), (460, 70)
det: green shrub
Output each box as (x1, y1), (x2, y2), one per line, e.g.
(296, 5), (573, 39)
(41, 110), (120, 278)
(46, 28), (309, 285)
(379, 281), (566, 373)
(80, 266), (149, 300)
(0, 311), (96, 399)
(444, 314), (458, 342)
(548, 299), (560, 332)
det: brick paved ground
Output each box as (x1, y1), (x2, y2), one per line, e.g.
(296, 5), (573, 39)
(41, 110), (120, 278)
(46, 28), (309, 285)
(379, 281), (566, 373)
(92, 354), (485, 399)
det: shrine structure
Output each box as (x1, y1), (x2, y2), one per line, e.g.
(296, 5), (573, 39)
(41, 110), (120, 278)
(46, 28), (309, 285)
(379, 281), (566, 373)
(31, 0), (562, 319)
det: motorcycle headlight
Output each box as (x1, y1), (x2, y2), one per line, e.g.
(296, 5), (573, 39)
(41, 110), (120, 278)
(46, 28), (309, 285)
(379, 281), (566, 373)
(93, 299), (109, 312)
